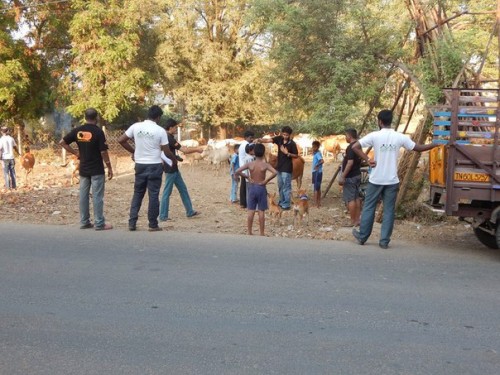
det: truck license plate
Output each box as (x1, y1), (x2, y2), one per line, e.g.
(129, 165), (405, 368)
(454, 172), (490, 182)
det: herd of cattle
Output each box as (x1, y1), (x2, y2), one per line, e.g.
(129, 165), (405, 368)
(178, 134), (349, 188)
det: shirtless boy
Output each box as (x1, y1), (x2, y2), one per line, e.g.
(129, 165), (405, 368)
(235, 143), (277, 236)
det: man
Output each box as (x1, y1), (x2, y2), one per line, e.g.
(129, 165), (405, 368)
(118, 105), (177, 232)
(339, 128), (362, 226)
(59, 108), (113, 230)
(238, 130), (255, 209)
(0, 126), (20, 190)
(260, 126), (299, 210)
(159, 118), (203, 221)
(352, 109), (438, 249)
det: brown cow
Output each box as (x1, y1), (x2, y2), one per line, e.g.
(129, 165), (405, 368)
(268, 154), (305, 189)
(20, 146), (35, 185)
(320, 135), (347, 161)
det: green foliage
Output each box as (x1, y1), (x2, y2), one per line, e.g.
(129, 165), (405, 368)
(1, 0), (497, 135)
(155, 0), (273, 133)
(66, 0), (160, 123)
(250, 0), (412, 135)
(0, 4), (52, 124)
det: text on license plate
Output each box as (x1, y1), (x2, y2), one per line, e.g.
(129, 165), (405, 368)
(454, 172), (490, 182)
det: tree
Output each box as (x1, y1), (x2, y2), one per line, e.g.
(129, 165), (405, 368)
(250, 0), (413, 135)
(0, 1), (54, 125)
(66, 0), (160, 123)
(155, 0), (272, 138)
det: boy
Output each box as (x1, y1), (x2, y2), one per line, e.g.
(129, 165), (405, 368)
(311, 140), (324, 208)
(229, 144), (240, 203)
(235, 143), (277, 236)
(339, 128), (362, 226)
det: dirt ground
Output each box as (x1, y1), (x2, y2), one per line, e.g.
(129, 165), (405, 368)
(0, 153), (481, 250)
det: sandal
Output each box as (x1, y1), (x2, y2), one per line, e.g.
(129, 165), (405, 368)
(95, 223), (113, 231)
(188, 211), (201, 218)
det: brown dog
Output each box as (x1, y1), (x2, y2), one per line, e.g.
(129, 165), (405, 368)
(267, 192), (282, 226)
(61, 155), (80, 185)
(292, 189), (309, 227)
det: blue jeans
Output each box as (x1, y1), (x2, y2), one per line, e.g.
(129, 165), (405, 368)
(159, 171), (195, 220)
(2, 159), (16, 189)
(230, 175), (239, 202)
(80, 174), (105, 228)
(277, 171), (292, 209)
(129, 163), (163, 228)
(358, 182), (399, 247)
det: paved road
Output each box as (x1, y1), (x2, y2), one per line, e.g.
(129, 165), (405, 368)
(0, 223), (499, 375)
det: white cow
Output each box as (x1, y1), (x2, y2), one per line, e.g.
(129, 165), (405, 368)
(180, 139), (199, 148)
(207, 138), (229, 149)
(201, 145), (231, 176)
(294, 133), (315, 156)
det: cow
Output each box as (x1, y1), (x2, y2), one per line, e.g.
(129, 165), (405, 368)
(179, 150), (204, 170)
(320, 135), (346, 161)
(268, 154), (305, 190)
(207, 138), (229, 149)
(200, 145), (231, 176)
(20, 146), (35, 186)
(294, 133), (315, 156)
(180, 139), (199, 148)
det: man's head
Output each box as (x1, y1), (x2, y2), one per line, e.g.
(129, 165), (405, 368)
(377, 110), (393, 128)
(165, 118), (179, 134)
(245, 143), (255, 155)
(243, 130), (255, 142)
(281, 126), (293, 141)
(312, 140), (321, 152)
(234, 144), (240, 152)
(345, 128), (358, 142)
(1, 126), (8, 134)
(254, 143), (265, 157)
(84, 108), (99, 123)
(148, 105), (164, 122)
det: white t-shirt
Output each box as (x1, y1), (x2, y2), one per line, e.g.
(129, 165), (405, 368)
(238, 140), (254, 176)
(0, 135), (17, 159)
(125, 120), (168, 164)
(359, 128), (415, 185)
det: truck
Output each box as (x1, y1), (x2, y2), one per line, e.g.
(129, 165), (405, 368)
(429, 88), (500, 249)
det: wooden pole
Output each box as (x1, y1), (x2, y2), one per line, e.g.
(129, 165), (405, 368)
(322, 165), (341, 198)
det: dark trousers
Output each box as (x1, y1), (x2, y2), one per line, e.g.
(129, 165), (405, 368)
(240, 176), (247, 208)
(129, 163), (163, 228)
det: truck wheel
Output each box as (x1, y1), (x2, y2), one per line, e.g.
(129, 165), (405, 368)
(473, 225), (499, 249)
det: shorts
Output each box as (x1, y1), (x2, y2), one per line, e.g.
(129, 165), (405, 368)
(342, 175), (361, 203)
(247, 184), (268, 211)
(312, 171), (323, 192)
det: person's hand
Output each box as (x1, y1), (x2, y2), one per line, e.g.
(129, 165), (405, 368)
(338, 175), (344, 186)
(279, 145), (288, 154)
(368, 158), (376, 168)
(107, 168), (113, 181)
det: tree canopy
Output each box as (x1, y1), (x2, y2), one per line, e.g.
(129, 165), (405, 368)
(0, 0), (497, 134)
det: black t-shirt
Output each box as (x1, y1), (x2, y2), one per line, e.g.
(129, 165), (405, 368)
(273, 135), (298, 173)
(63, 124), (108, 177)
(166, 132), (181, 173)
(342, 142), (362, 178)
